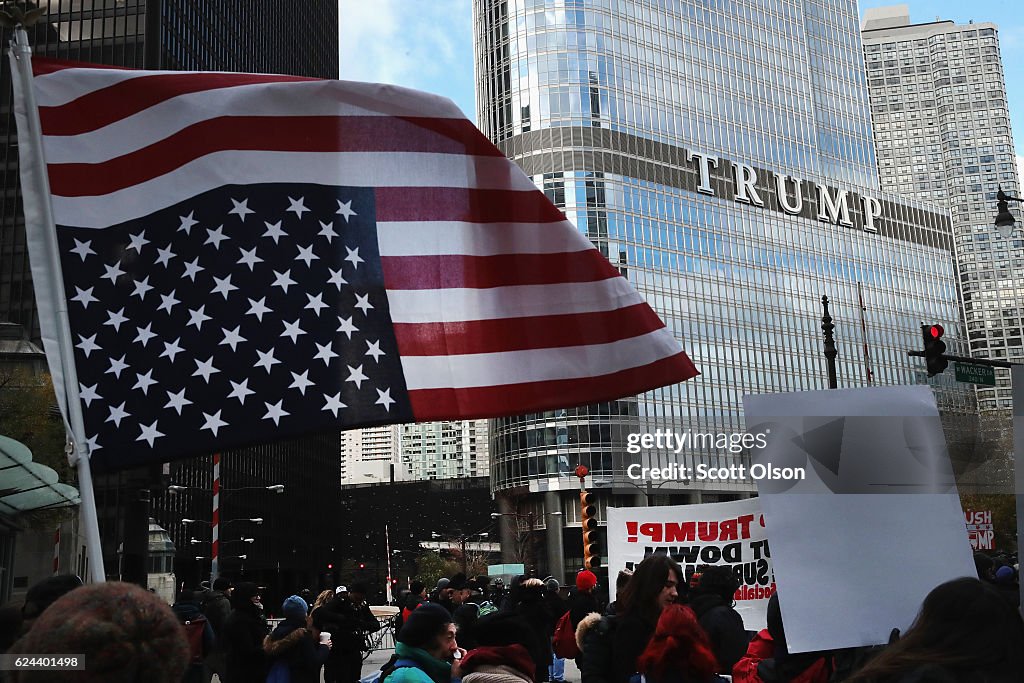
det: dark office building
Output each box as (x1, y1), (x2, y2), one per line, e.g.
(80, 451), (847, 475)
(0, 1), (342, 594)
(1, 1), (339, 339)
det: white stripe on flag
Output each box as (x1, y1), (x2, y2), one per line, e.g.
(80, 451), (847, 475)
(377, 221), (594, 257)
(49, 152), (536, 228)
(400, 328), (682, 390)
(386, 278), (644, 323)
(40, 82), (467, 164)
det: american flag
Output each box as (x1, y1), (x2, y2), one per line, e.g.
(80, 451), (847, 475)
(20, 58), (698, 472)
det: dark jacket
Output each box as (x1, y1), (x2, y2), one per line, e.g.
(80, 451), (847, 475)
(568, 590), (600, 629)
(510, 586), (557, 681)
(611, 610), (657, 683)
(575, 612), (615, 683)
(311, 595), (380, 655)
(689, 593), (748, 674)
(263, 618), (330, 683)
(221, 601), (268, 683)
(201, 589), (233, 635)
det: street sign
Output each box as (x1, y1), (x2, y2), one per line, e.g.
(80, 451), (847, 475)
(955, 362), (996, 386)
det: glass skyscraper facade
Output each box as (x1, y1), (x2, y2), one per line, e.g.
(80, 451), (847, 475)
(474, 0), (972, 576)
(862, 8), (1021, 411)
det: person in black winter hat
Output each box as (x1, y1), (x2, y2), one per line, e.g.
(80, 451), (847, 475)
(220, 582), (268, 683)
(688, 565), (747, 676)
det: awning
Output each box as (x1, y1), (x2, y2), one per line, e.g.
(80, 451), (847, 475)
(0, 435), (80, 516)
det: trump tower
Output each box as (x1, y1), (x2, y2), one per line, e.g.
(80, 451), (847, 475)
(473, 0), (975, 581)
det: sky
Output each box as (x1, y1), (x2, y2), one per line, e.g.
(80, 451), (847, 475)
(339, 0), (1024, 170)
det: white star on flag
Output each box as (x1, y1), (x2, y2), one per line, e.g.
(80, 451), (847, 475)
(164, 388), (192, 415)
(344, 246), (363, 267)
(263, 220), (287, 243)
(137, 420), (164, 447)
(263, 400), (289, 425)
(178, 212), (199, 234)
(336, 199), (357, 222)
(228, 379), (255, 404)
(133, 370), (157, 395)
(346, 364), (368, 389)
(127, 230), (150, 253)
(229, 198), (255, 221)
(201, 410), (229, 436)
(71, 238), (95, 260)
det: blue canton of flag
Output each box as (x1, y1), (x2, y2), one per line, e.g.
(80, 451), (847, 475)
(60, 184), (412, 471)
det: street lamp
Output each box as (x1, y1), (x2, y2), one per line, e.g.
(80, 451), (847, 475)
(169, 461), (284, 583)
(994, 186), (1023, 239)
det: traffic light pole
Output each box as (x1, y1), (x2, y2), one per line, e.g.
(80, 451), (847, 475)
(906, 350), (1016, 369)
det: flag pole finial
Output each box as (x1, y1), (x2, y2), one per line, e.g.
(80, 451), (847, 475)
(0, 2), (46, 29)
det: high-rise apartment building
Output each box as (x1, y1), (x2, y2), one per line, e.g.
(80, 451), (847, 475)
(474, 0), (973, 581)
(1, 1), (339, 341)
(862, 6), (1021, 411)
(398, 420), (490, 481)
(340, 425), (399, 485)
(340, 420), (491, 485)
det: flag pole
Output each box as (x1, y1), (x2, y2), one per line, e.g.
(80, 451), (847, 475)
(8, 25), (106, 583)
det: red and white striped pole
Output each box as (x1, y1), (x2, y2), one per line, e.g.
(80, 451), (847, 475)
(52, 527), (60, 575)
(211, 453), (220, 583)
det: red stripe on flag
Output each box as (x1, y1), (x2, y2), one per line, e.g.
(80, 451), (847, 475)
(33, 58), (132, 75)
(46, 116), (504, 197)
(39, 72), (319, 136)
(381, 251), (621, 291)
(407, 352), (700, 421)
(393, 304), (667, 356)
(375, 187), (567, 223)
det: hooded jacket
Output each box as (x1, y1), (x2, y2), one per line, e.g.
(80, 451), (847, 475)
(382, 641), (455, 683)
(263, 617), (329, 683)
(732, 630), (831, 683)
(688, 593), (748, 674)
(461, 644), (536, 683)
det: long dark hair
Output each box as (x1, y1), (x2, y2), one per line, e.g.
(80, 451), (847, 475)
(618, 554), (682, 624)
(846, 577), (1024, 683)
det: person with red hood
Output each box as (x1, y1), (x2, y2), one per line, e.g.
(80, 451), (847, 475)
(460, 611), (543, 683)
(732, 593), (831, 683)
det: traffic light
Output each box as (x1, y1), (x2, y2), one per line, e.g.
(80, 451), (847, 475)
(358, 562), (366, 570)
(580, 491), (600, 569)
(922, 324), (948, 377)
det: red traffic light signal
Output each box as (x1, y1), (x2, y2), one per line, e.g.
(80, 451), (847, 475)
(358, 562), (366, 569)
(327, 563), (333, 570)
(922, 323), (948, 377)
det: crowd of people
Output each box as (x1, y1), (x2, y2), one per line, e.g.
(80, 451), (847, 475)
(0, 552), (1022, 683)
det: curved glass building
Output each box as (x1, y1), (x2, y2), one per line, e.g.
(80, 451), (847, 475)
(474, 0), (973, 581)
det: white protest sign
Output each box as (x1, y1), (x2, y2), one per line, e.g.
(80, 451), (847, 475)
(607, 498), (773, 631)
(743, 385), (976, 653)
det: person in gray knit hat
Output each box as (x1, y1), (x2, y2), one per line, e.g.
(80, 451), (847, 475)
(8, 581), (189, 682)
